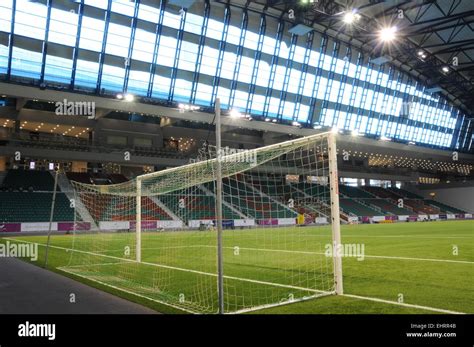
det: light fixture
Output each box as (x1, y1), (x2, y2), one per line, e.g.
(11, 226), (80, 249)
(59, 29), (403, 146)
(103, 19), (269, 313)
(379, 26), (397, 42)
(265, 118), (271, 122)
(351, 130), (360, 137)
(124, 93), (135, 102)
(230, 109), (241, 118)
(331, 127), (339, 134)
(313, 125), (322, 130)
(441, 66), (450, 73)
(116, 93), (124, 100)
(380, 135), (391, 141)
(292, 121), (301, 127)
(343, 10), (359, 24)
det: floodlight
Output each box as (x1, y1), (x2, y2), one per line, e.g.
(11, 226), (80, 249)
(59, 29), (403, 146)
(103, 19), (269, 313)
(379, 26), (397, 42)
(124, 94), (135, 102)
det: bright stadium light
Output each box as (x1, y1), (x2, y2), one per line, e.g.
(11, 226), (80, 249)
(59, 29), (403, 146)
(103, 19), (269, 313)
(230, 109), (241, 118)
(124, 93), (135, 102)
(265, 118), (271, 122)
(441, 66), (450, 73)
(379, 26), (397, 42)
(343, 10), (360, 24)
(380, 135), (391, 141)
(116, 93), (124, 100)
(351, 130), (360, 137)
(331, 127), (339, 134)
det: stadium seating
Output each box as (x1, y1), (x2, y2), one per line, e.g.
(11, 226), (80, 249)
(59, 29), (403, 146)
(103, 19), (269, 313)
(426, 200), (465, 214)
(2, 169), (56, 191)
(339, 199), (380, 216)
(339, 185), (374, 198)
(0, 192), (73, 222)
(66, 172), (93, 184)
(403, 199), (440, 214)
(366, 199), (413, 215)
(162, 190), (240, 221)
(362, 186), (401, 199)
(292, 182), (330, 200)
(203, 180), (296, 219)
(108, 174), (128, 184)
(388, 188), (423, 199)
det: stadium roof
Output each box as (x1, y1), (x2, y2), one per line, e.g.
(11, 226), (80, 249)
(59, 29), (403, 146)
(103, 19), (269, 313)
(221, 0), (474, 117)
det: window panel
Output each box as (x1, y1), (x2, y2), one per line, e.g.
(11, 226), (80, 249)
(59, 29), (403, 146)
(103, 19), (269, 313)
(80, 16), (105, 53)
(163, 11), (181, 30)
(111, 0), (135, 17)
(128, 70), (150, 95)
(155, 35), (177, 68)
(195, 83), (213, 105)
(101, 64), (125, 92)
(220, 51), (237, 80)
(14, 1), (47, 40)
(138, 3), (160, 22)
(75, 59), (100, 88)
(173, 78), (192, 102)
(237, 56), (254, 84)
(178, 40), (199, 72)
(49, 8), (79, 47)
(44, 55), (72, 84)
(132, 29), (156, 63)
(106, 23), (132, 57)
(200, 45), (219, 76)
(152, 75), (171, 99)
(11, 46), (42, 79)
(0, 1), (13, 33)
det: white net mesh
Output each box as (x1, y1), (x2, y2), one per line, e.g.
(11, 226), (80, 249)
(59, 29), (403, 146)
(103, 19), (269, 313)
(61, 132), (341, 313)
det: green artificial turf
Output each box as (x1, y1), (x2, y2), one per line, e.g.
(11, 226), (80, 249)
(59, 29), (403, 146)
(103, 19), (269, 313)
(1, 220), (472, 314)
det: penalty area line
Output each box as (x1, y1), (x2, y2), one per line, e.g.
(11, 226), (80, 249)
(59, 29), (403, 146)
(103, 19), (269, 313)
(342, 293), (466, 315)
(4, 238), (328, 295)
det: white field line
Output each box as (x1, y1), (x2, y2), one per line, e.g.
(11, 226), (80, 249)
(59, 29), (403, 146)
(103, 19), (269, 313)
(230, 292), (333, 314)
(338, 235), (473, 239)
(10, 235), (473, 265)
(117, 244), (474, 265)
(3, 238), (467, 314)
(2, 238), (328, 295)
(342, 294), (465, 315)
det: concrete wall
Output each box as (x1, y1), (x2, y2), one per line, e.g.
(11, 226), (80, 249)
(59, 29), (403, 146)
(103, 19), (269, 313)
(404, 182), (474, 212)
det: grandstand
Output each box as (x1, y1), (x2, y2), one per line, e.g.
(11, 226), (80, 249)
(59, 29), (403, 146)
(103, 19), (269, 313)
(0, 0), (473, 327)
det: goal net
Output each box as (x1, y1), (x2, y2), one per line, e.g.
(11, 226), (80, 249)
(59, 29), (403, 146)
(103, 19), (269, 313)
(62, 132), (342, 314)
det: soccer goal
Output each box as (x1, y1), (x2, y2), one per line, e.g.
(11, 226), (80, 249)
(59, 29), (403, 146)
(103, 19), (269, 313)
(62, 131), (342, 314)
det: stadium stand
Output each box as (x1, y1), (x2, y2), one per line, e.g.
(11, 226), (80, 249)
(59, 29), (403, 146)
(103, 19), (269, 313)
(366, 199), (413, 215)
(162, 189), (240, 222)
(1, 169), (56, 191)
(340, 199), (380, 216)
(426, 200), (466, 214)
(0, 192), (73, 222)
(339, 185), (375, 198)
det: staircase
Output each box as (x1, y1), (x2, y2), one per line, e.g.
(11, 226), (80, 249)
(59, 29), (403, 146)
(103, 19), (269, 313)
(199, 184), (249, 219)
(53, 172), (97, 228)
(149, 196), (183, 222)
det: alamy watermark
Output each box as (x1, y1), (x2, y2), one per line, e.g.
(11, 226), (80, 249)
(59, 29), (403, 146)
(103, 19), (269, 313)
(217, 146), (257, 166)
(55, 99), (95, 119)
(18, 321), (56, 341)
(0, 240), (38, 261)
(325, 242), (365, 261)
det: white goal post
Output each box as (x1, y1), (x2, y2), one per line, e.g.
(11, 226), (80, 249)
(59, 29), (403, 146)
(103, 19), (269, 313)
(66, 129), (343, 314)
